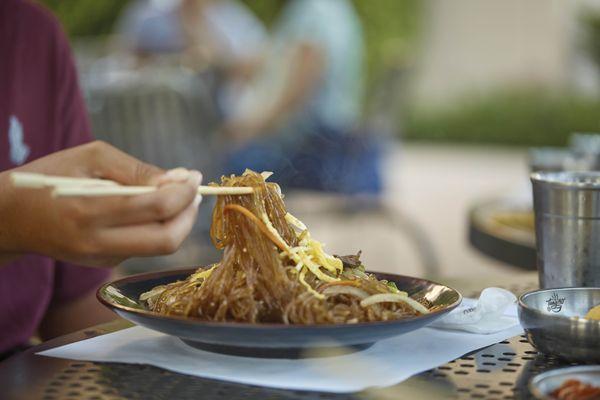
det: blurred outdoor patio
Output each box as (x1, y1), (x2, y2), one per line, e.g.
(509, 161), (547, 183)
(288, 142), (532, 279)
(41, 0), (600, 281)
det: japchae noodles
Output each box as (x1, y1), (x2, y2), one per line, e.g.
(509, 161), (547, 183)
(140, 170), (430, 324)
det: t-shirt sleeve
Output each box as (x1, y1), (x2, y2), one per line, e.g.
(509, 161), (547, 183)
(47, 11), (111, 304)
(283, 0), (332, 50)
(52, 262), (111, 305)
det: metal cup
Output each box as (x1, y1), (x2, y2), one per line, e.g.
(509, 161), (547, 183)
(568, 133), (600, 171)
(527, 147), (569, 172)
(531, 171), (600, 288)
(569, 132), (600, 156)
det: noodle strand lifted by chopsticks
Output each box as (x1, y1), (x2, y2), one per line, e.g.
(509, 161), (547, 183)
(141, 170), (430, 324)
(223, 204), (289, 252)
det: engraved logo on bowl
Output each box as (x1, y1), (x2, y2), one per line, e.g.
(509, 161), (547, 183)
(546, 292), (565, 313)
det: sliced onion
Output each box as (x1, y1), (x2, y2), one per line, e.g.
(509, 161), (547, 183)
(139, 286), (166, 302)
(322, 286), (369, 299)
(360, 293), (430, 314)
(285, 212), (307, 231)
(189, 264), (217, 282)
(261, 171), (274, 180)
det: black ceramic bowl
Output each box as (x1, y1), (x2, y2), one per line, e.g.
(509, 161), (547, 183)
(98, 268), (462, 358)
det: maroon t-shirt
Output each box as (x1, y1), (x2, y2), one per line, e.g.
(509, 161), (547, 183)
(0, 0), (110, 353)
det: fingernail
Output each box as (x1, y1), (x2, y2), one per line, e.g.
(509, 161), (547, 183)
(164, 168), (191, 182)
(193, 194), (202, 208)
(189, 170), (203, 187)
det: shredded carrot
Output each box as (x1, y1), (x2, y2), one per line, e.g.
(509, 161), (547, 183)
(223, 204), (288, 252)
(318, 280), (360, 292)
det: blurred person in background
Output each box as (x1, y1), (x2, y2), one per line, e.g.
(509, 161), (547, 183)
(223, 0), (380, 195)
(0, 0), (202, 359)
(115, 0), (267, 116)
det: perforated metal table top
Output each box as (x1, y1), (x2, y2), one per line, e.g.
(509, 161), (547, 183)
(1, 278), (563, 400)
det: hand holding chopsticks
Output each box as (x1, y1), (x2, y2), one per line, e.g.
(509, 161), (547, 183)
(0, 141), (219, 267)
(10, 172), (254, 197)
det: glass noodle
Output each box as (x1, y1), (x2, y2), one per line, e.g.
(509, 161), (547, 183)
(141, 170), (430, 324)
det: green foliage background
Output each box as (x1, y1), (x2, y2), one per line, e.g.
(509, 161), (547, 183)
(39, 0), (128, 37)
(404, 89), (600, 147)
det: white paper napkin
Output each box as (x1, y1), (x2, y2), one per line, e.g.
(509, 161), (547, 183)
(39, 300), (522, 393)
(429, 288), (519, 334)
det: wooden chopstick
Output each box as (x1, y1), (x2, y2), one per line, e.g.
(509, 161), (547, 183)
(53, 186), (156, 197)
(10, 172), (118, 188)
(10, 172), (254, 197)
(52, 185), (254, 197)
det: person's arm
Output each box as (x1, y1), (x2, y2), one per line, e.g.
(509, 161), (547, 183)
(0, 141), (202, 268)
(265, 43), (324, 126)
(225, 42), (325, 142)
(38, 272), (118, 340)
(0, 2), (202, 341)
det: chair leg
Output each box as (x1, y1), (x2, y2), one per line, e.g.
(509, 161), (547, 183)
(334, 200), (441, 278)
(279, 193), (441, 278)
(379, 204), (441, 278)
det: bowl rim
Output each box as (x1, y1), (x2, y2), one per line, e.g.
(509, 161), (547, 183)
(97, 267), (463, 330)
(518, 287), (600, 325)
(529, 365), (600, 399)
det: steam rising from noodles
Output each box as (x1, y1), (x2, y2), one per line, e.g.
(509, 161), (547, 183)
(141, 170), (429, 324)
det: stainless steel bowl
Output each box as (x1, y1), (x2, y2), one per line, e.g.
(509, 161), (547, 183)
(518, 288), (600, 362)
(529, 365), (600, 399)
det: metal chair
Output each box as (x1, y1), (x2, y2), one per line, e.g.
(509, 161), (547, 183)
(85, 68), (223, 272)
(87, 69), (220, 173)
